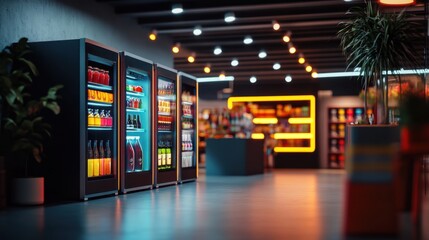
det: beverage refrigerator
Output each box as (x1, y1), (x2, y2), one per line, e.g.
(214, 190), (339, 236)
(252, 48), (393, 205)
(119, 52), (153, 193)
(154, 64), (178, 187)
(177, 72), (198, 183)
(30, 39), (119, 201)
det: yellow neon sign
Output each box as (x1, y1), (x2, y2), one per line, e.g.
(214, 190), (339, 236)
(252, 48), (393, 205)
(252, 118), (278, 124)
(251, 133), (265, 139)
(228, 95), (316, 153)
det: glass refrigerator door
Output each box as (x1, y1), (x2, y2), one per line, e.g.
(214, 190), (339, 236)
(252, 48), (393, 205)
(87, 56), (116, 180)
(157, 77), (176, 172)
(180, 84), (197, 169)
(125, 68), (151, 173)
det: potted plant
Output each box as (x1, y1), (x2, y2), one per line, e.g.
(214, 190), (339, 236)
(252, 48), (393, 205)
(337, 1), (423, 236)
(338, 1), (421, 124)
(0, 38), (62, 205)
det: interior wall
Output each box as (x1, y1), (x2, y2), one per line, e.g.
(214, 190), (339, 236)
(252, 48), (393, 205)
(0, 0), (173, 67)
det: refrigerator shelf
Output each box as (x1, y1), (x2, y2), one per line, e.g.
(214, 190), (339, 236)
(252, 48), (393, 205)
(158, 112), (171, 116)
(182, 128), (194, 131)
(88, 101), (113, 107)
(88, 126), (113, 131)
(182, 101), (193, 105)
(182, 150), (194, 153)
(126, 91), (145, 97)
(88, 83), (112, 91)
(158, 129), (172, 133)
(126, 108), (145, 112)
(126, 128), (146, 132)
(158, 95), (176, 100)
(182, 115), (193, 119)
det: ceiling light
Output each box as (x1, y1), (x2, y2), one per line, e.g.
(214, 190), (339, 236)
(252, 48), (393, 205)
(282, 31), (292, 43)
(243, 36), (253, 44)
(250, 76), (257, 83)
(258, 50), (267, 59)
(288, 43), (296, 54)
(231, 59), (239, 67)
(378, 0), (415, 5)
(272, 20), (280, 31)
(285, 75), (292, 82)
(188, 53), (196, 63)
(204, 64), (211, 73)
(311, 72), (318, 78)
(172, 43), (180, 54)
(197, 76), (234, 82)
(305, 65), (313, 72)
(224, 12), (236, 23)
(344, 0), (352, 2)
(149, 30), (157, 41)
(219, 71), (226, 80)
(273, 63), (281, 70)
(193, 25), (202, 36)
(298, 53), (305, 64)
(171, 4), (183, 14)
(214, 46), (222, 55)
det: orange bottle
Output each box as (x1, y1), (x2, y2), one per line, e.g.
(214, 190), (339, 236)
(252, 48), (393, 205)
(93, 140), (100, 177)
(87, 140), (94, 178)
(104, 140), (112, 175)
(99, 140), (105, 176)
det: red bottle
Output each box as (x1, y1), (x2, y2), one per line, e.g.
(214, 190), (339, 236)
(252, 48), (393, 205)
(126, 139), (135, 172)
(88, 66), (94, 83)
(93, 68), (101, 84)
(133, 138), (143, 171)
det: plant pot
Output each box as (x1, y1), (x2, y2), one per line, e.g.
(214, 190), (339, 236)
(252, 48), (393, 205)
(11, 177), (44, 205)
(343, 125), (400, 236)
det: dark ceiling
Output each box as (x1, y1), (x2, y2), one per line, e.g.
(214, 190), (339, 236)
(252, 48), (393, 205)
(97, 0), (427, 85)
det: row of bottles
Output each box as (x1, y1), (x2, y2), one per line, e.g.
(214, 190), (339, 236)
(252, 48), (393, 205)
(127, 114), (142, 129)
(182, 152), (193, 168)
(126, 84), (143, 93)
(88, 108), (113, 127)
(182, 104), (193, 116)
(158, 115), (173, 131)
(182, 118), (194, 129)
(157, 139), (173, 170)
(88, 66), (110, 86)
(158, 82), (174, 95)
(126, 138), (145, 173)
(159, 100), (172, 115)
(87, 140), (112, 177)
(182, 133), (193, 151)
(181, 91), (194, 103)
(88, 89), (114, 103)
(126, 96), (142, 109)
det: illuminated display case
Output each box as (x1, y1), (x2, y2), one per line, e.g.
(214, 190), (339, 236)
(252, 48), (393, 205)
(228, 96), (317, 168)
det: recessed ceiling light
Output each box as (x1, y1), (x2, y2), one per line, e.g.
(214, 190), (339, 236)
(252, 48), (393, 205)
(282, 31), (292, 43)
(219, 71), (226, 80)
(288, 43), (296, 54)
(172, 43), (180, 54)
(285, 75), (292, 82)
(171, 4), (183, 14)
(272, 20), (280, 31)
(379, 0), (415, 5)
(298, 53), (305, 64)
(258, 50), (267, 58)
(344, 0), (352, 2)
(224, 12), (236, 23)
(149, 30), (157, 41)
(305, 65), (313, 72)
(250, 76), (257, 83)
(204, 64), (211, 73)
(311, 72), (318, 78)
(243, 36), (253, 44)
(273, 63), (281, 70)
(188, 54), (195, 63)
(214, 46), (222, 55)
(193, 25), (202, 36)
(231, 59), (239, 67)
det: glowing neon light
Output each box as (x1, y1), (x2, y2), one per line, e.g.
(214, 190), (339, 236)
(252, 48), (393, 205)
(273, 133), (313, 139)
(251, 133), (265, 139)
(253, 118), (278, 124)
(288, 118), (313, 124)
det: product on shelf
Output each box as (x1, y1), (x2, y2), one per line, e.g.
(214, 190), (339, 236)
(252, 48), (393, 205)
(133, 138), (143, 171)
(88, 108), (113, 127)
(93, 140), (100, 177)
(88, 66), (110, 86)
(88, 89), (113, 103)
(126, 139), (135, 172)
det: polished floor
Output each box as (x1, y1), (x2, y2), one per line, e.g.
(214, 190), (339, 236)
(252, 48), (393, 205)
(0, 169), (427, 240)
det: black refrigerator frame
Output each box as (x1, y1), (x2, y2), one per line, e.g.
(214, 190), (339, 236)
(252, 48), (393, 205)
(177, 72), (198, 183)
(153, 64), (178, 187)
(119, 52), (154, 193)
(30, 38), (119, 201)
